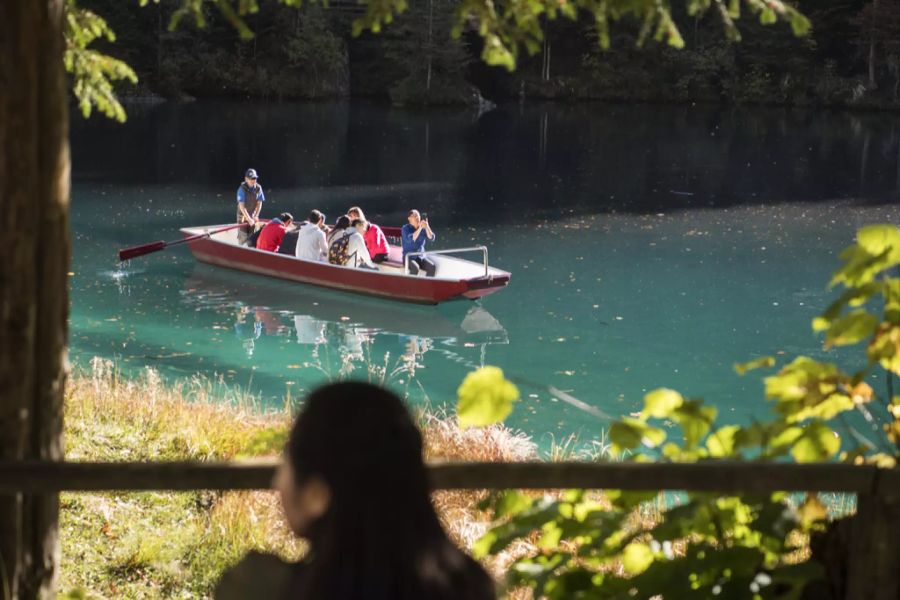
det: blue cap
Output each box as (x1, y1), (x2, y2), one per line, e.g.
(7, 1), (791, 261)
(245, 168), (258, 179)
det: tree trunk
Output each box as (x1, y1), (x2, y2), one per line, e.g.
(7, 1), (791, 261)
(0, 0), (69, 598)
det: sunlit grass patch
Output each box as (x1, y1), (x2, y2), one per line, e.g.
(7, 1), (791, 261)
(60, 360), (536, 598)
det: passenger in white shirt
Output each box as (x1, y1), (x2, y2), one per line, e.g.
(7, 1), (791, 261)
(348, 219), (377, 269)
(295, 209), (329, 262)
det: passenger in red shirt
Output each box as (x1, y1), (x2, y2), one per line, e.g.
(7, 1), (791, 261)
(347, 206), (390, 263)
(256, 212), (294, 252)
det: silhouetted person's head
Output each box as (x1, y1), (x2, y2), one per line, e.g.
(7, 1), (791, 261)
(334, 215), (351, 230)
(308, 209), (325, 227)
(351, 219), (367, 235)
(274, 381), (495, 600)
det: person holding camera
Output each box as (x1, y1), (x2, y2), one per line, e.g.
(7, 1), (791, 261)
(401, 209), (436, 277)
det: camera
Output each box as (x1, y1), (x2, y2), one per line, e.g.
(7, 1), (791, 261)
(421, 212), (428, 220)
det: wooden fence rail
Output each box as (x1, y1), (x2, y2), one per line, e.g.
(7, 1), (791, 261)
(1, 460), (898, 494)
(2, 461), (900, 599)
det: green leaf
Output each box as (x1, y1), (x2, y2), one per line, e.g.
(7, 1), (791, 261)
(791, 421), (840, 463)
(605, 489), (659, 510)
(456, 366), (520, 428)
(538, 521), (564, 548)
(790, 13), (812, 36)
(493, 490), (534, 519)
(734, 356), (776, 376)
(706, 425), (741, 457)
(473, 497), (557, 557)
(814, 282), (881, 333)
(856, 224), (900, 263)
(868, 323), (900, 376)
(764, 357), (845, 404)
(787, 394), (854, 423)
(796, 493), (828, 528)
(824, 310), (878, 347)
(768, 425), (804, 455)
(622, 542), (654, 574)
(672, 400), (717, 451)
(830, 226), (900, 288)
(642, 388), (684, 419)
(609, 418), (666, 454)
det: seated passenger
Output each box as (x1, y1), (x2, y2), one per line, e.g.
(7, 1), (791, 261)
(256, 213), (293, 253)
(277, 229), (301, 256)
(348, 206), (390, 263)
(295, 209), (329, 262)
(328, 219), (376, 269)
(326, 215), (350, 247)
(402, 209), (436, 277)
(349, 219), (377, 269)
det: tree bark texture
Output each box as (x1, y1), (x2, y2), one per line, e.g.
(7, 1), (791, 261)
(0, 0), (70, 598)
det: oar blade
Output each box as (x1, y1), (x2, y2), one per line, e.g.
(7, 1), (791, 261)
(118, 241), (166, 262)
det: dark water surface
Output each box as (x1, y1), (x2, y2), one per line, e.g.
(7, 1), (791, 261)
(70, 100), (900, 441)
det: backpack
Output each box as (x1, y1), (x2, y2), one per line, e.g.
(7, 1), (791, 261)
(328, 234), (351, 266)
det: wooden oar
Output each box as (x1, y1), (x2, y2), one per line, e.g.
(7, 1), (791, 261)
(117, 223), (247, 262)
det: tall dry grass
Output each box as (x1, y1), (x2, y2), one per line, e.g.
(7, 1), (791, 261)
(61, 359), (539, 598)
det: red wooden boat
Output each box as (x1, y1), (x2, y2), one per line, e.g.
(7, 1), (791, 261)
(179, 224), (511, 304)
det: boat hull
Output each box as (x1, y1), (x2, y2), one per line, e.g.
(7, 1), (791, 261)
(181, 227), (510, 304)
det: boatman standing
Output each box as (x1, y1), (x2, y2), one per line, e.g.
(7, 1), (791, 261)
(237, 168), (265, 245)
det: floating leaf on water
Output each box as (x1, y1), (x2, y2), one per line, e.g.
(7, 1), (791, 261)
(734, 356), (776, 375)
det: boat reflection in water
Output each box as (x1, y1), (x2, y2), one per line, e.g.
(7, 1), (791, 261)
(181, 265), (508, 371)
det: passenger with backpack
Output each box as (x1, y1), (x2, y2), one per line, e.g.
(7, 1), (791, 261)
(328, 216), (376, 269)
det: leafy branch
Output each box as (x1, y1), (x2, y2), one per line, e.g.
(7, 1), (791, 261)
(65, 0), (138, 121)
(149, 0), (810, 71)
(457, 224), (900, 598)
(67, 0), (810, 119)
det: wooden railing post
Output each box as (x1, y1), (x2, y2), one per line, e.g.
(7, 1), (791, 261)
(844, 470), (900, 600)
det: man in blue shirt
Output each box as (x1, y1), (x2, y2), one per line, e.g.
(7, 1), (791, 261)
(236, 168), (265, 244)
(401, 209), (436, 277)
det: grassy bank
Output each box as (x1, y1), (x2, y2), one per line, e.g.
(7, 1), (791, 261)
(60, 360), (536, 599)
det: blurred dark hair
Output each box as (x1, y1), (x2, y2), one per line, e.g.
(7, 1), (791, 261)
(279, 212), (294, 223)
(308, 209), (324, 224)
(334, 215), (351, 230)
(350, 219), (366, 229)
(284, 382), (495, 600)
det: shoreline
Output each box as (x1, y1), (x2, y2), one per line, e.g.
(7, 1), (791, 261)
(110, 92), (900, 117)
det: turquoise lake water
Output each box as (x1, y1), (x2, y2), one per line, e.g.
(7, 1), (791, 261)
(70, 101), (900, 441)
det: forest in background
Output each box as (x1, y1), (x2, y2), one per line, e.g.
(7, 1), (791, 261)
(81, 0), (900, 108)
